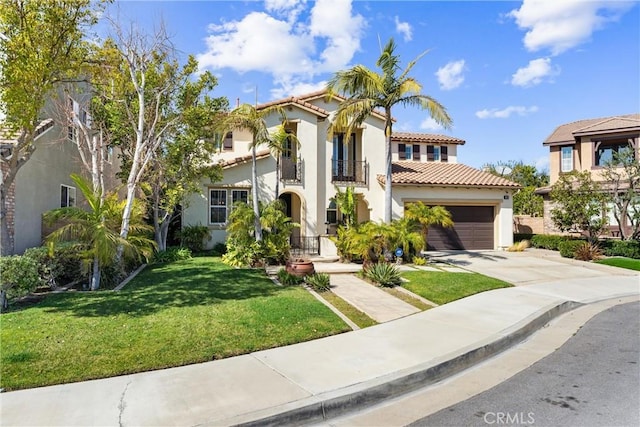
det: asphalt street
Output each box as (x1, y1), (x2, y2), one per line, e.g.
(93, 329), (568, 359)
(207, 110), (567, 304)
(409, 301), (640, 427)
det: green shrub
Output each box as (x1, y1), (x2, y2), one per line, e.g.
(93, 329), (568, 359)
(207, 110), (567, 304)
(558, 240), (586, 258)
(23, 243), (85, 287)
(0, 255), (44, 310)
(530, 234), (573, 250)
(276, 268), (304, 286)
(212, 242), (227, 256)
(514, 233), (534, 242)
(365, 262), (402, 287)
(179, 225), (211, 252)
(305, 273), (331, 292)
(412, 256), (427, 266)
(153, 247), (192, 263)
(574, 242), (603, 261)
(601, 240), (640, 259)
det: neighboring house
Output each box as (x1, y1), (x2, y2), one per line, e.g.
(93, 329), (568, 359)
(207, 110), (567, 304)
(182, 90), (519, 253)
(537, 114), (640, 236)
(0, 95), (121, 254)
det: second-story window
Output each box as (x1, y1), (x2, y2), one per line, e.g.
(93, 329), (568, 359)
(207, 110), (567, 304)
(61, 184), (76, 208)
(595, 140), (633, 166)
(561, 146), (573, 172)
(433, 146), (441, 161)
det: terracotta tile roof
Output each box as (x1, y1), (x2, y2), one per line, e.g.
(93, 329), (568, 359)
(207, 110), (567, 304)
(295, 89), (388, 121)
(257, 96), (330, 118)
(377, 161), (520, 188)
(0, 119), (55, 147)
(219, 149), (271, 169)
(392, 132), (465, 145)
(543, 114), (640, 145)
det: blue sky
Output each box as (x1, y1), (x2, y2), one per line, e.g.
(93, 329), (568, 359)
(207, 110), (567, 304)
(106, 0), (640, 171)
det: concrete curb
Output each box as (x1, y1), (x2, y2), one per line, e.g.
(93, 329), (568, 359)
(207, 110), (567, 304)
(228, 300), (583, 426)
(113, 264), (147, 291)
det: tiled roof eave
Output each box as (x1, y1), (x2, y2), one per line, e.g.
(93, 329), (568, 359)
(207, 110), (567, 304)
(572, 126), (640, 137)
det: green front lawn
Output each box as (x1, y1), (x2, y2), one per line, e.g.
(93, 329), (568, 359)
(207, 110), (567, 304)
(595, 257), (640, 271)
(1, 257), (349, 391)
(401, 270), (512, 305)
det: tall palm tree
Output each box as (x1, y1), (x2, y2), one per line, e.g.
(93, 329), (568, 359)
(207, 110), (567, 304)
(216, 104), (284, 242)
(388, 217), (425, 261)
(216, 103), (284, 241)
(268, 123), (300, 199)
(327, 38), (452, 223)
(43, 174), (155, 291)
(405, 202), (453, 246)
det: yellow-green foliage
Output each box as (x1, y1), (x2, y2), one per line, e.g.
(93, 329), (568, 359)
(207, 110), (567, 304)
(412, 256), (427, 266)
(507, 240), (530, 252)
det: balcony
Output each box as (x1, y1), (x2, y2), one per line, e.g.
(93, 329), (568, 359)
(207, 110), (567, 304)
(280, 157), (301, 183)
(331, 159), (368, 184)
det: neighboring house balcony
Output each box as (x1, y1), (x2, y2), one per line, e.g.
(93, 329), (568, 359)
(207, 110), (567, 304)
(280, 156), (302, 183)
(331, 159), (368, 185)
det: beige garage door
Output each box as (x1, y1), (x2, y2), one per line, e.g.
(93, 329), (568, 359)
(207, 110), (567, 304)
(427, 206), (494, 250)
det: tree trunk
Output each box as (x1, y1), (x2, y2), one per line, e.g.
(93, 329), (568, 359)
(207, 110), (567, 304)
(0, 181), (14, 256)
(0, 289), (7, 312)
(275, 155), (280, 200)
(251, 142), (263, 241)
(90, 256), (101, 291)
(384, 113), (393, 223)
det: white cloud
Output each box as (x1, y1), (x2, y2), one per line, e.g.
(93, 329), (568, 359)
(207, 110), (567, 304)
(420, 117), (444, 131)
(475, 105), (539, 119)
(435, 60), (465, 90)
(270, 79), (327, 99)
(508, 0), (634, 55)
(535, 156), (550, 173)
(511, 57), (559, 87)
(198, 0), (365, 97)
(394, 16), (412, 41)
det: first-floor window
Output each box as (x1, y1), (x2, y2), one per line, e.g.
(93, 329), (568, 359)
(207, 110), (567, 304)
(210, 188), (249, 224)
(210, 189), (227, 224)
(561, 146), (573, 172)
(326, 200), (338, 224)
(61, 185), (76, 208)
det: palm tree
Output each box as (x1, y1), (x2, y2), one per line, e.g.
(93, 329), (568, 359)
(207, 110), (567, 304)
(387, 217), (425, 261)
(327, 38), (452, 223)
(268, 123), (300, 199)
(216, 103), (284, 241)
(405, 202), (454, 247)
(43, 174), (155, 291)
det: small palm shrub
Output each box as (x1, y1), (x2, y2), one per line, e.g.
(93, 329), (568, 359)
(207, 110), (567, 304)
(574, 242), (603, 261)
(277, 268), (304, 286)
(305, 273), (331, 292)
(365, 262), (402, 287)
(153, 247), (192, 263)
(412, 256), (427, 266)
(179, 225), (211, 252)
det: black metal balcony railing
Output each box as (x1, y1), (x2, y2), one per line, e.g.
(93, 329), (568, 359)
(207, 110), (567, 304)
(290, 235), (320, 256)
(331, 159), (368, 184)
(280, 157), (302, 182)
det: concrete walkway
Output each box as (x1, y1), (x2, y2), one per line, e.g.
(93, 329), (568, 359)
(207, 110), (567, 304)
(329, 274), (419, 322)
(2, 269), (638, 426)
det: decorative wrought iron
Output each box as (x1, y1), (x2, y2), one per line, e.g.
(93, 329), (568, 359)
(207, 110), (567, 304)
(280, 157), (302, 182)
(290, 235), (320, 256)
(331, 159), (368, 184)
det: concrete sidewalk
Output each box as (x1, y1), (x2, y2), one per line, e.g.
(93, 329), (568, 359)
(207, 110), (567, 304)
(2, 272), (638, 427)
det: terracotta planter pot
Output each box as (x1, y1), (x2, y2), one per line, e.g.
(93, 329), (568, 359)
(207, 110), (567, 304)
(286, 258), (315, 277)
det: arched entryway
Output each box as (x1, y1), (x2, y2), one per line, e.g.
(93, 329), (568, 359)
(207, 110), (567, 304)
(278, 191), (307, 252)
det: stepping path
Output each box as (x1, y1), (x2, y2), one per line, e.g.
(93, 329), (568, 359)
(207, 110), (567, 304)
(329, 274), (420, 323)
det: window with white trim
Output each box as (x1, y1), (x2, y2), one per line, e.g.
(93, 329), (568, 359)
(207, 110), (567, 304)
(209, 188), (249, 224)
(61, 185), (76, 208)
(326, 200), (338, 224)
(561, 146), (573, 172)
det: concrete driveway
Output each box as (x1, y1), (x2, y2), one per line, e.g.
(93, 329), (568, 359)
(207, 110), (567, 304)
(426, 248), (640, 286)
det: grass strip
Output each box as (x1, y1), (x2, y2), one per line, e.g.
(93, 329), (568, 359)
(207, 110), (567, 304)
(382, 287), (433, 310)
(320, 291), (377, 329)
(595, 257), (640, 271)
(1, 257), (349, 391)
(401, 270), (511, 305)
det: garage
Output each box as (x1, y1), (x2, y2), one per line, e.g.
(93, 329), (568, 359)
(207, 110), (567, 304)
(426, 205), (495, 250)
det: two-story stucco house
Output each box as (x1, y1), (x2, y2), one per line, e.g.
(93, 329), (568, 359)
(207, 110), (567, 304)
(182, 90), (519, 253)
(1, 93), (121, 254)
(537, 113), (640, 236)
